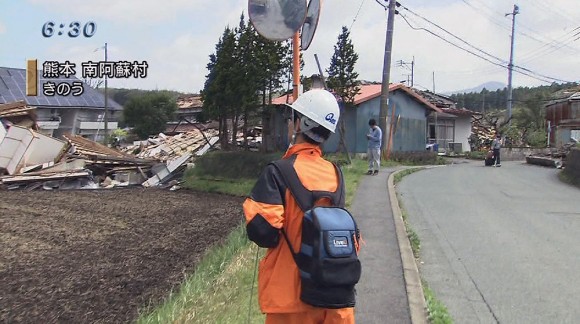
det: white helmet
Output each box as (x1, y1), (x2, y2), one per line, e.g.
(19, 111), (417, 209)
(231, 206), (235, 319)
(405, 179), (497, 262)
(286, 89), (340, 135)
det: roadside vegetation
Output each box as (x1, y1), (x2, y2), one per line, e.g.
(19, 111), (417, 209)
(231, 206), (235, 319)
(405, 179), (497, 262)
(139, 151), (368, 323)
(464, 150), (487, 160)
(558, 170), (580, 188)
(422, 280), (453, 324)
(394, 167), (453, 324)
(390, 151), (448, 166)
(142, 151), (452, 323)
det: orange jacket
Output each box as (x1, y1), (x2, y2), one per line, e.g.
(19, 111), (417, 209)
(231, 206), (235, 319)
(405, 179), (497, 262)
(243, 143), (341, 313)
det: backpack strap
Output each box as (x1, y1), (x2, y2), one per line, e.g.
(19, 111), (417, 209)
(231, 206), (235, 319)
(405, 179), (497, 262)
(270, 154), (345, 258)
(270, 155), (345, 211)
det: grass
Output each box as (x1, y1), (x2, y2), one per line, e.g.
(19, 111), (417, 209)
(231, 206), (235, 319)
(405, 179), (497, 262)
(394, 167), (453, 323)
(335, 157), (371, 207)
(394, 167), (424, 185)
(139, 154), (369, 323)
(183, 168), (256, 197)
(558, 170), (580, 188)
(423, 279), (453, 324)
(136, 225), (266, 324)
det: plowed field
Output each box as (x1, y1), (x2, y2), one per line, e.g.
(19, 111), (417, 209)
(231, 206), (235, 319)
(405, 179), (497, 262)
(0, 189), (244, 323)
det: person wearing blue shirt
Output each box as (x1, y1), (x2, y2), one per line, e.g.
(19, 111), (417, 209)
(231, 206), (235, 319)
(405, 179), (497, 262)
(366, 119), (382, 175)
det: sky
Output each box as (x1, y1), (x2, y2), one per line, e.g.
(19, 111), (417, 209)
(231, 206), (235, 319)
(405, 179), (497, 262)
(1, 0), (578, 94)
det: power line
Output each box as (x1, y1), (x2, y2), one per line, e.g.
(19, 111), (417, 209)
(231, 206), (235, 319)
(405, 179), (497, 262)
(398, 6), (575, 84)
(519, 26), (580, 63)
(398, 13), (570, 84)
(526, 0), (579, 26)
(399, 14), (507, 69)
(374, 0), (387, 10)
(401, 4), (507, 64)
(461, 0), (580, 53)
(470, 0), (577, 50)
(460, 0), (512, 33)
(350, 0), (367, 30)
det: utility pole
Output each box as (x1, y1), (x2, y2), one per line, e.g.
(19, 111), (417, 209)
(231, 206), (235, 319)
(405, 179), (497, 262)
(433, 71), (437, 148)
(432, 71), (435, 93)
(396, 56), (414, 87)
(410, 55), (414, 87)
(103, 42), (109, 143)
(292, 32), (301, 101)
(379, 0), (398, 158)
(506, 4), (519, 127)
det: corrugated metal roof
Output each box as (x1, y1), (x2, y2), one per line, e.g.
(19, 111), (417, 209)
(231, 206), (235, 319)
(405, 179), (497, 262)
(271, 83), (442, 112)
(0, 67), (122, 110)
(441, 108), (478, 116)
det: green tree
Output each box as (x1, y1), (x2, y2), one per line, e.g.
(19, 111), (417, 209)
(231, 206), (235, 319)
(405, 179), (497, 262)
(123, 92), (177, 139)
(202, 15), (292, 151)
(327, 26), (360, 163)
(201, 27), (238, 147)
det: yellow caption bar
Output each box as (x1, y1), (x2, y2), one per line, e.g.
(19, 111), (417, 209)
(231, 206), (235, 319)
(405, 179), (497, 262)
(26, 59), (38, 96)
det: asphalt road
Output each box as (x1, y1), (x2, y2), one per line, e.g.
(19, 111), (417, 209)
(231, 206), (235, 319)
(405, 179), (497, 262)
(398, 160), (580, 324)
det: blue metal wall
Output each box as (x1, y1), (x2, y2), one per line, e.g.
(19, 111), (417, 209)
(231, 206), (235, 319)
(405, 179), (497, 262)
(324, 89), (428, 153)
(272, 89), (430, 153)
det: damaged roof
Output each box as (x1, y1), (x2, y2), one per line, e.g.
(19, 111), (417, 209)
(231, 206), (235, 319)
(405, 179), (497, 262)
(63, 133), (127, 158)
(176, 95), (203, 109)
(0, 100), (38, 129)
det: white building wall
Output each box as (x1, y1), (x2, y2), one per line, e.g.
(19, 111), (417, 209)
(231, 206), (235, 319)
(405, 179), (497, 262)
(454, 116), (472, 152)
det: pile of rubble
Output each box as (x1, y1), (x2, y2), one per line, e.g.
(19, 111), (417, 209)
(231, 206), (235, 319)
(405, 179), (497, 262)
(121, 129), (219, 162)
(469, 114), (497, 151)
(526, 140), (578, 169)
(235, 126), (262, 151)
(0, 101), (218, 190)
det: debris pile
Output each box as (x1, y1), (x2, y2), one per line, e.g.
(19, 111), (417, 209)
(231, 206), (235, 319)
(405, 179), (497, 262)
(0, 101), (219, 190)
(526, 141), (577, 169)
(235, 126), (262, 151)
(0, 100), (38, 130)
(469, 114), (497, 151)
(122, 129), (219, 161)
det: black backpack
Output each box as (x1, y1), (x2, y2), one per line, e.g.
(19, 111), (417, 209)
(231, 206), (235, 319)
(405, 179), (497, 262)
(271, 157), (362, 309)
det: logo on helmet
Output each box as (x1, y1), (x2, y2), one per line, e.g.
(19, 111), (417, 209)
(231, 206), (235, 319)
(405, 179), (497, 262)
(325, 113), (337, 125)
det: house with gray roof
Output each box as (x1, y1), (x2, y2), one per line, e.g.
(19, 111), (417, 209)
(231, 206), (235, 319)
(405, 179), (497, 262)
(0, 66), (122, 141)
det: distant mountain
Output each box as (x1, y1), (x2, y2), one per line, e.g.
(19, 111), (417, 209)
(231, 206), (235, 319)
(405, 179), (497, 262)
(446, 81), (506, 95)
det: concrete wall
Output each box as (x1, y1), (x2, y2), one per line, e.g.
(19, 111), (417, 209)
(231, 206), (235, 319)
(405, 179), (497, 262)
(563, 148), (580, 184)
(500, 147), (551, 161)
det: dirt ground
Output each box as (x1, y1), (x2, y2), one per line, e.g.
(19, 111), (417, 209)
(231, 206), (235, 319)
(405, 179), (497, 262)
(0, 188), (245, 323)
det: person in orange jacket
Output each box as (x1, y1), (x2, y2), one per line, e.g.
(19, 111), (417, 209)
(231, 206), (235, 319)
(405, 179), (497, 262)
(243, 89), (357, 324)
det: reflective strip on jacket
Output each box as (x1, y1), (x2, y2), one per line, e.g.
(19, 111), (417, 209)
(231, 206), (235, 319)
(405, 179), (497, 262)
(243, 143), (339, 313)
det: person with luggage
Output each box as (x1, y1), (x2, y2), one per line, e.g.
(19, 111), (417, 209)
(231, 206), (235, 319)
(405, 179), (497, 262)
(491, 133), (502, 167)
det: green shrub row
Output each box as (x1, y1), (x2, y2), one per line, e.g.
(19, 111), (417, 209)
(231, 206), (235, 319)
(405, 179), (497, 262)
(464, 151), (487, 160)
(389, 151), (445, 165)
(194, 151), (282, 179)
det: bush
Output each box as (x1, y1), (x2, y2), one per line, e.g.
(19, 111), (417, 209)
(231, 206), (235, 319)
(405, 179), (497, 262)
(465, 151), (487, 160)
(389, 151), (440, 165)
(193, 151), (282, 179)
(525, 130), (547, 148)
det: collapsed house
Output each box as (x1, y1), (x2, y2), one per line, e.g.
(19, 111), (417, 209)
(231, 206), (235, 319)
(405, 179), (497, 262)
(0, 101), (218, 190)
